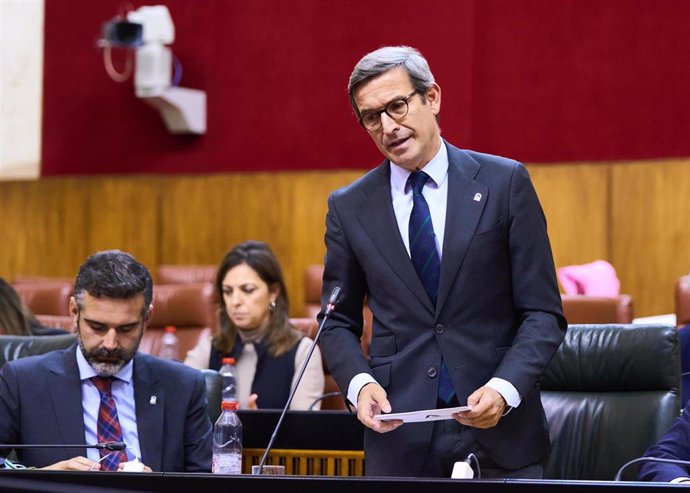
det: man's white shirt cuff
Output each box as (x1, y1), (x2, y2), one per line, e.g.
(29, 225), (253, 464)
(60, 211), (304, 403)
(348, 373), (378, 407)
(487, 377), (521, 408)
(347, 374), (521, 409)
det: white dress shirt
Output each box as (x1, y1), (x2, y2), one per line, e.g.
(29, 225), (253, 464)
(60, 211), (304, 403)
(347, 142), (521, 409)
(77, 347), (142, 463)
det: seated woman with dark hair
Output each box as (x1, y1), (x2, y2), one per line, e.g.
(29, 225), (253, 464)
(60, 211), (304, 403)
(0, 278), (68, 336)
(185, 241), (325, 410)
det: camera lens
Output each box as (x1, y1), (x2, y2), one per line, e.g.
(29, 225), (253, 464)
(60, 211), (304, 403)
(102, 20), (143, 48)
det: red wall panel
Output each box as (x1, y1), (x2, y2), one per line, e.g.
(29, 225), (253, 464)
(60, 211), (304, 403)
(41, 0), (690, 175)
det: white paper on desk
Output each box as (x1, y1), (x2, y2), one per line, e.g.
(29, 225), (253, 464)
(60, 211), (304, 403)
(374, 406), (471, 423)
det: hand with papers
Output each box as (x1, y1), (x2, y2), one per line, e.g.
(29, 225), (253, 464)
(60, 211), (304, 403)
(356, 383), (403, 433)
(455, 385), (508, 429)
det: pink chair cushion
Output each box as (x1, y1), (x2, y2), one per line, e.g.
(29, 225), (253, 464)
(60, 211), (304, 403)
(557, 260), (620, 297)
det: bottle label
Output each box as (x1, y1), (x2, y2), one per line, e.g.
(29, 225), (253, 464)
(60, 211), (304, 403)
(221, 375), (237, 401)
(212, 453), (242, 475)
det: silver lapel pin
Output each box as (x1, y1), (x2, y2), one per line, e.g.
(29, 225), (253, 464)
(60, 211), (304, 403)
(473, 193), (482, 202)
(149, 396), (157, 405)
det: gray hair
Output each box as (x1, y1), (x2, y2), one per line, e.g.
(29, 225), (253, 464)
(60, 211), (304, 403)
(348, 46), (436, 118)
(73, 250), (153, 317)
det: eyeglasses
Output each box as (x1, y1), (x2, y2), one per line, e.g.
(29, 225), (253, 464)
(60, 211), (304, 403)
(358, 90), (420, 131)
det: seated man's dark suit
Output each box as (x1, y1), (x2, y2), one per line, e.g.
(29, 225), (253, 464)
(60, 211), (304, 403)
(639, 400), (690, 482)
(0, 344), (212, 471)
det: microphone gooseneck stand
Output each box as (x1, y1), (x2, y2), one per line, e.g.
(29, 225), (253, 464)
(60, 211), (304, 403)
(0, 441), (126, 451)
(254, 286), (342, 475)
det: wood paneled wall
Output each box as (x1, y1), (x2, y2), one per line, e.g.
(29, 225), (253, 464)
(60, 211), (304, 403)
(1, 160), (689, 318)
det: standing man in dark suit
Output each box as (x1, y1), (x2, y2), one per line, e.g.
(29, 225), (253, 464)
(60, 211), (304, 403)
(0, 250), (212, 471)
(318, 46), (566, 478)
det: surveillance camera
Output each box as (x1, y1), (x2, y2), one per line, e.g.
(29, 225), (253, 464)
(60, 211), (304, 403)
(98, 4), (206, 134)
(101, 19), (143, 48)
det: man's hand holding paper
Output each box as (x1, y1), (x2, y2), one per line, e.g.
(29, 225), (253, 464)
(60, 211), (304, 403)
(357, 383), (403, 433)
(453, 386), (507, 429)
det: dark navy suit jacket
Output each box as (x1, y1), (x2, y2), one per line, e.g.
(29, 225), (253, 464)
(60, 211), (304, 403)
(319, 141), (567, 476)
(0, 344), (212, 471)
(639, 373), (690, 482)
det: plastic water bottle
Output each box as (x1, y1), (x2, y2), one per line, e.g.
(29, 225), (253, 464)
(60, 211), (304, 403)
(158, 325), (180, 360)
(219, 357), (237, 403)
(212, 401), (242, 474)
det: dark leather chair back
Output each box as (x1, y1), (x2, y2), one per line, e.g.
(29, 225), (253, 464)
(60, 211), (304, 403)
(202, 368), (222, 423)
(0, 334), (76, 367)
(541, 324), (680, 480)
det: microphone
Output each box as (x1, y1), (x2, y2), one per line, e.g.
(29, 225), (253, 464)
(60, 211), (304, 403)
(613, 456), (690, 481)
(96, 442), (127, 451)
(0, 441), (126, 451)
(307, 391), (342, 411)
(254, 286), (342, 475)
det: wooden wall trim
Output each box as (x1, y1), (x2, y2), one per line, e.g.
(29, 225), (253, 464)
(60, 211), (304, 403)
(1, 160), (689, 318)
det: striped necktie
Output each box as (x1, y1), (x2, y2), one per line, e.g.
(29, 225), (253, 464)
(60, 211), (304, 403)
(91, 376), (128, 471)
(407, 171), (456, 404)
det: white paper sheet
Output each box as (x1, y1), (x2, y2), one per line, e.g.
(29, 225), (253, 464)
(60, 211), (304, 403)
(373, 406), (471, 423)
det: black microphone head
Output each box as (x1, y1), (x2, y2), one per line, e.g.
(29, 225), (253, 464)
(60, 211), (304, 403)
(328, 286), (342, 305)
(102, 441), (126, 451)
(323, 286), (343, 316)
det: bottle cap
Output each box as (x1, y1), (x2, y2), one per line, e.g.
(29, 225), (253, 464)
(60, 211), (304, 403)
(164, 325), (177, 333)
(221, 357), (236, 365)
(221, 401), (238, 411)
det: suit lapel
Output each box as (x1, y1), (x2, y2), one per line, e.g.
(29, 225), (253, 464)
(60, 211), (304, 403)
(436, 145), (487, 314)
(49, 346), (88, 454)
(357, 164), (435, 314)
(133, 354), (164, 470)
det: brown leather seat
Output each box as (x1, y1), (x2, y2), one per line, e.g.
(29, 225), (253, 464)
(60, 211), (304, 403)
(303, 264), (373, 354)
(12, 276), (74, 285)
(140, 282), (217, 359)
(303, 264), (325, 319)
(35, 314), (75, 332)
(561, 294), (633, 324)
(302, 265), (375, 410)
(157, 264), (217, 284)
(676, 276), (690, 327)
(12, 282), (73, 317)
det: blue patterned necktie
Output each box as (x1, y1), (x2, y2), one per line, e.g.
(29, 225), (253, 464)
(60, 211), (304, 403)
(407, 171), (456, 404)
(91, 376), (128, 471)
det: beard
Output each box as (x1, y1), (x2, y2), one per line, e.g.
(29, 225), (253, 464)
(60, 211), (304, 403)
(78, 333), (141, 377)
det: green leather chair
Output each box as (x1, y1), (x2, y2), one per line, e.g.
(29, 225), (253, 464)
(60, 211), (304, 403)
(201, 368), (222, 423)
(0, 334), (76, 367)
(541, 324), (681, 480)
